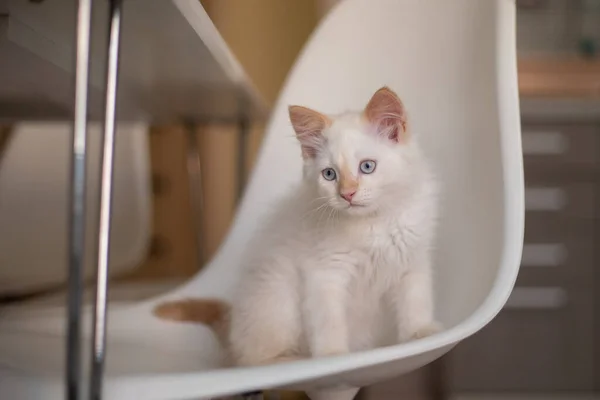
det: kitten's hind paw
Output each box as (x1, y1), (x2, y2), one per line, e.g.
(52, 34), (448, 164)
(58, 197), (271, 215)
(410, 322), (443, 340)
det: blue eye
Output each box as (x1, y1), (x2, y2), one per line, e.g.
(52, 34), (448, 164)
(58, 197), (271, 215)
(322, 168), (337, 181)
(359, 160), (377, 174)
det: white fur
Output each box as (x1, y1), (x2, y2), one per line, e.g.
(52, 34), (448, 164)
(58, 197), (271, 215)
(228, 111), (439, 367)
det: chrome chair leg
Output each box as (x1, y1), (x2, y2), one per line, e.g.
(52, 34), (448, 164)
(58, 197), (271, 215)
(67, 0), (93, 399)
(89, 0), (123, 399)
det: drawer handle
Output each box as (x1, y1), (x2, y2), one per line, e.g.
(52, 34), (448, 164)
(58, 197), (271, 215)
(521, 243), (567, 267)
(504, 287), (567, 310)
(525, 187), (567, 211)
(522, 131), (569, 155)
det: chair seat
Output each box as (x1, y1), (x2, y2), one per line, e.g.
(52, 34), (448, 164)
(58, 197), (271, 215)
(0, 0), (523, 398)
(0, 300), (456, 399)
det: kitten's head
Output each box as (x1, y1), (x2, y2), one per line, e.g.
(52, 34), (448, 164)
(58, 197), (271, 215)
(289, 86), (423, 217)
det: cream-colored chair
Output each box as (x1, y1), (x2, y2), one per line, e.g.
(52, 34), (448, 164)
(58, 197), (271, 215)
(0, 1), (523, 399)
(0, 122), (152, 298)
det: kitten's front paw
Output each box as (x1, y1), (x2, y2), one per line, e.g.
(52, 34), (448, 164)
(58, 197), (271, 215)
(410, 322), (442, 341)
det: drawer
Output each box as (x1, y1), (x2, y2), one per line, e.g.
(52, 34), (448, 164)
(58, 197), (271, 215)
(520, 214), (594, 285)
(524, 213), (593, 249)
(522, 124), (600, 168)
(520, 179), (596, 285)
(523, 179), (596, 219)
(448, 288), (595, 392)
(517, 242), (594, 287)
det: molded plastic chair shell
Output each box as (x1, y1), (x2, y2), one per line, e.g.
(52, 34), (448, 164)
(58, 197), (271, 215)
(0, 0), (523, 399)
(0, 122), (151, 295)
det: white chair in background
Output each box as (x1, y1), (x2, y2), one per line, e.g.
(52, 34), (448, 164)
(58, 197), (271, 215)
(0, 0), (523, 399)
(0, 123), (153, 300)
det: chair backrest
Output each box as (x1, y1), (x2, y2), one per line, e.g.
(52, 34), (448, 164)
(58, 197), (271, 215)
(0, 123), (151, 296)
(189, 0), (522, 329)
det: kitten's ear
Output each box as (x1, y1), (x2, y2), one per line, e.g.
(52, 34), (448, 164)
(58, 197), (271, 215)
(289, 105), (330, 159)
(364, 86), (408, 143)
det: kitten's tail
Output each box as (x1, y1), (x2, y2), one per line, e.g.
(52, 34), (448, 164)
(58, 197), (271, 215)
(152, 298), (230, 340)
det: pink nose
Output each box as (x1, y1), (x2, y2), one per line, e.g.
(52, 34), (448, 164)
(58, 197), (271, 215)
(341, 191), (356, 202)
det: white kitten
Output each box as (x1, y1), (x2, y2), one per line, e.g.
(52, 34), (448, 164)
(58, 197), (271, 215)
(154, 87), (440, 368)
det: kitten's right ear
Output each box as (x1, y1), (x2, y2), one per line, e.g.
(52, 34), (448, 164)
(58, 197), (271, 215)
(289, 105), (330, 159)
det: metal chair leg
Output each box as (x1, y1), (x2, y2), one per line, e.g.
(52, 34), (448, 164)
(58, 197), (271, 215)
(89, 0), (123, 399)
(67, 1), (93, 399)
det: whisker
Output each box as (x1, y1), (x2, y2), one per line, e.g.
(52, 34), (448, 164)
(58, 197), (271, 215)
(301, 201), (329, 221)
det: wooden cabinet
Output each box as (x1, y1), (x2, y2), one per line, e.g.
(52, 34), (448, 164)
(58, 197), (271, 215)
(451, 289), (595, 392)
(447, 116), (600, 396)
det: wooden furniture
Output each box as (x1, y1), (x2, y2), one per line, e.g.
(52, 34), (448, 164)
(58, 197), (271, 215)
(447, 97), (600, 398)
(446, 55), (600, 398)
(518, 58), (600, 98)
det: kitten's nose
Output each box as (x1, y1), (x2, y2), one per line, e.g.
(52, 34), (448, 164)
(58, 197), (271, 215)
(340, 190), (356, 202)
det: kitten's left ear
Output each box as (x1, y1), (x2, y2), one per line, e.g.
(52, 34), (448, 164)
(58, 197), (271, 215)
(364, 86), (408, 143)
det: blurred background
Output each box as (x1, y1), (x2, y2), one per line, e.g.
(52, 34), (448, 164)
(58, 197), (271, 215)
(1, 0), (599, 399)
